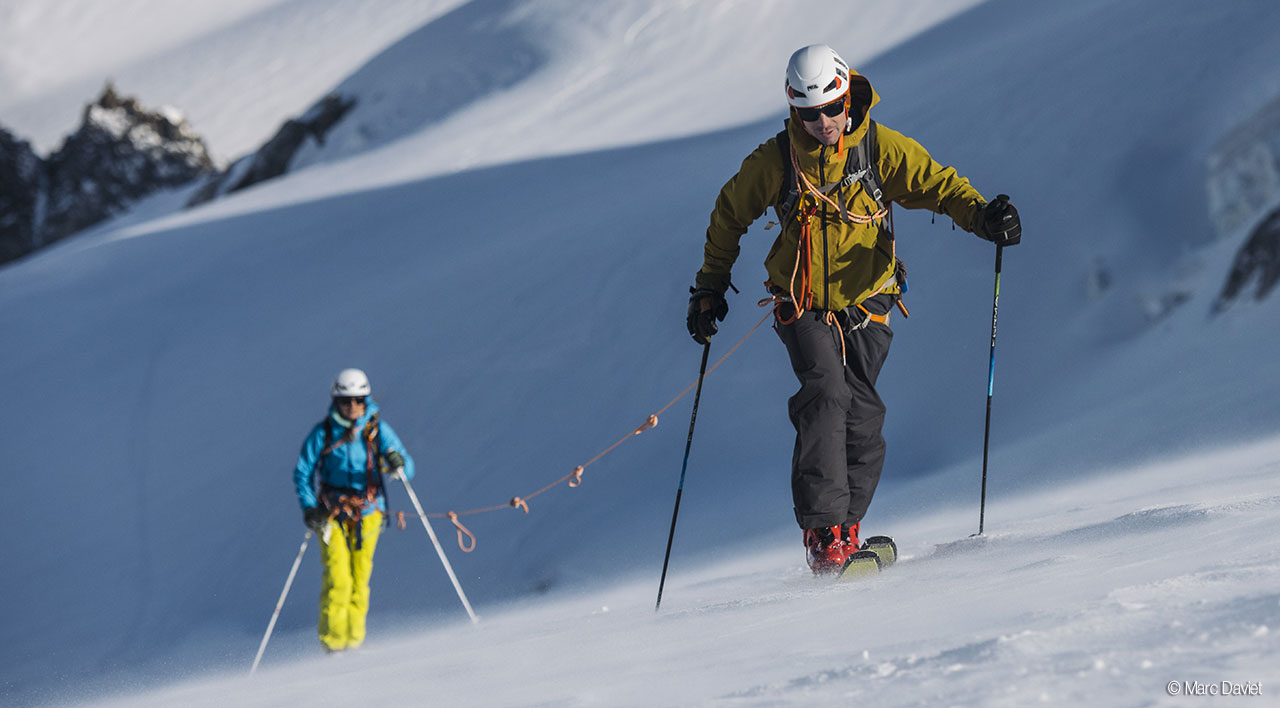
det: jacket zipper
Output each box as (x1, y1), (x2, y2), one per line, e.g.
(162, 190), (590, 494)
(819, 145), (830, 310)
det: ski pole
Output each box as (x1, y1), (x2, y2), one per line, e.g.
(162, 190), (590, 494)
(399, 475), (479, 624)
(977, 244), (1004, 536)
(250, 530), (311, 676)
(656, 340), (712, 611)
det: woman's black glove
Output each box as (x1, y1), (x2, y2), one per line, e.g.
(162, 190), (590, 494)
(303, 506), (328, 532)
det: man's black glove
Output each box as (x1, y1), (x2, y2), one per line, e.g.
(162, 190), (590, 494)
(686, 287), (728, 345)
(303, 506), (328, 533)
(974, 194), (1021, 246)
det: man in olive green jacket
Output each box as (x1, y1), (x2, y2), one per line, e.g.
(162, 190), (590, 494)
(687, 44), (1021, 575)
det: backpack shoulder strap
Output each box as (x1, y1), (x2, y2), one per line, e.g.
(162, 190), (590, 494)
(843, 119), (884, 212)
(361, 413), (381, 466)
(774, 125), (798, 222)
(361, 412), (393, 525)
(319, 417), (333, 475)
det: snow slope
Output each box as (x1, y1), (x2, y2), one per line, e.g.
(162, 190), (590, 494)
(78, 434), (1280, 707)
(2, 1), (1279, 705)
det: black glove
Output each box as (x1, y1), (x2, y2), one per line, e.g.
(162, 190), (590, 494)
(974, 194), (1021, 246)
(686, 287), (728, 345)
(303, 506), (328, 532)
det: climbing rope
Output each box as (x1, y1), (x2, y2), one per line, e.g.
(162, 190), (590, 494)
(394, 308), (776, 552)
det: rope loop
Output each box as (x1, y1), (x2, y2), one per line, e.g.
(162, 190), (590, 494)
(568, 465), (585, 488)
(510, 496), (530, 514)
(395, 511), (407, 531)
(447, 511), (477, 552)
(824, 310), (847, 367)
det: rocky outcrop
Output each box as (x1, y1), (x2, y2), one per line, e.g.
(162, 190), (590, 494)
(0, 83), (216, 265)
(188, 93), (355, 206)
(1208, 94), (1280, 314)
(0, 129), (44, 263)
(42, 84), (216, 242)
(1214, 206), (1280, 313)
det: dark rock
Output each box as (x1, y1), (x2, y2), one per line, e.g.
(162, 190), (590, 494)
(0, 128), (44, 263)
(1214, 206), (1280, 313)
(188, 93), (355, 206)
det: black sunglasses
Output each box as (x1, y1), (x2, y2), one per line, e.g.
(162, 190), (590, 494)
(795, 97), (847, 122)
(336, 396), (367, 406)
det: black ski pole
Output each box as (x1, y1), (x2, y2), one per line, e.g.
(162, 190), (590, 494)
(656, 340), (712, 611)
(977, 244), (1004, 536)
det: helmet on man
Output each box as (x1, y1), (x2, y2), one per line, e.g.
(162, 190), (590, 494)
(785, 44), (850, 109)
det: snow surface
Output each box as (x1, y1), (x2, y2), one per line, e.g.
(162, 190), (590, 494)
(76, 437), (1280, 707)
(2, 1), (1279, 706)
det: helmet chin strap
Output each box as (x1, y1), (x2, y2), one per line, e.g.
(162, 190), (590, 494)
(837, 92), (854, 151)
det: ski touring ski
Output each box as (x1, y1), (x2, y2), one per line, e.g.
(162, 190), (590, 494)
(839, 535), (897, 581)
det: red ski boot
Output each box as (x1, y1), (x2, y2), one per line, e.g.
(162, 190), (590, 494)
(803, 525), (848, 575)
(843, 522), (862, 552)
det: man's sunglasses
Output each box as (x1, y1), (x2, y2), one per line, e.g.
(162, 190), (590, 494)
(795, 98), (847, 122)
(336, 396), (367, 406)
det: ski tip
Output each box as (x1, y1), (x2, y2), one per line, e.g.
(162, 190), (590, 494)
(862, 535), (897, 567)
(839, 550), (882, 581)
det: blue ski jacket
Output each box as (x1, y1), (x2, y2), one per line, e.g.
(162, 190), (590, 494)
(294, 398), (415, 513)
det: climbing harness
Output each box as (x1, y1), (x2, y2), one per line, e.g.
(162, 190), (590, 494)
(760, 119), (910, 365)
(317, 411), (398, 549)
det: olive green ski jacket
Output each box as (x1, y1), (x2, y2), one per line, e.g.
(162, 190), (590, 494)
(696, 69), (988, 312)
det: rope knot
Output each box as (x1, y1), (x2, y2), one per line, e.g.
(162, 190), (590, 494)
(510, 496), (530, 514)
(568, 465), (585, 488)
(634, 414), (658, 435)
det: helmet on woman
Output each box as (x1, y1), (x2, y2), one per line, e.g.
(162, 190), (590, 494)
(331, 368), (372, 397)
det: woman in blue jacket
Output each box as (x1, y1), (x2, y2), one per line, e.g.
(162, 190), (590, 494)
(294, 368), (415, 652)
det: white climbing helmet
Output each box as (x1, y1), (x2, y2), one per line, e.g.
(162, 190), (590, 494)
(331, 368), (372, 397)
(785, 44), (851, 109)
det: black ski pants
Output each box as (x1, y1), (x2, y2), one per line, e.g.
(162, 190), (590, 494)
(774, 294), (894, 531)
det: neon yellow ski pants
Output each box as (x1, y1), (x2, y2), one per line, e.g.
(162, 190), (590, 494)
(318, 511), (382, 651)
